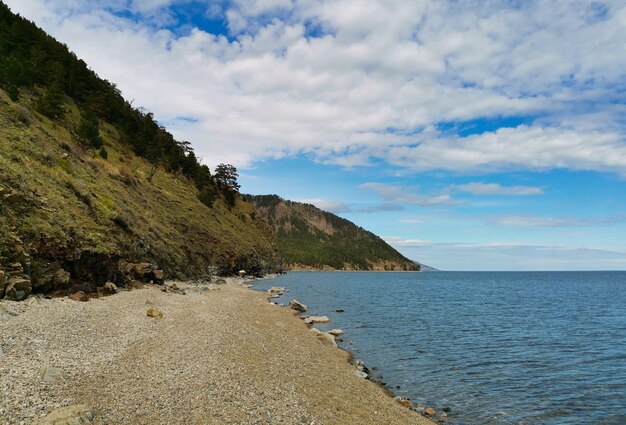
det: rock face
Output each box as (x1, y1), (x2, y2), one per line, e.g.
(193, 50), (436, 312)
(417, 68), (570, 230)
(288, 299), (307, 312)
(4, 277), (32, 301)
(37, 404), (95, 425)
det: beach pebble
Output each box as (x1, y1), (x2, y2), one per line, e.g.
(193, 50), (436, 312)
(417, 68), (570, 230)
(304, 316), (330, 324)
(354, 370), (368, 379)
(38, 404), (95, 425)
(288, 299), (307, 312)
(147, 307), (164, 319)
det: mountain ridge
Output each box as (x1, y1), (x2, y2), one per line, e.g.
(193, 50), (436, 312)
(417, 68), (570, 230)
(248, 194), (420, 271)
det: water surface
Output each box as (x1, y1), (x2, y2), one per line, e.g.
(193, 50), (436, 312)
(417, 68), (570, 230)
(255, 271), (626, 424)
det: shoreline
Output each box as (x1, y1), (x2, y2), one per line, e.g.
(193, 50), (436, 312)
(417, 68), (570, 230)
(0, 279), (435, 424)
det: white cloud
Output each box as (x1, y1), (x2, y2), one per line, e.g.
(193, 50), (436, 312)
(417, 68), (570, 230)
(299, 198), (350, 214)
(4, 0), (626, 172)
(455, 182), (544, 196)
(487, 214), (626, 228)
(383, 237), (626, 271)
(360, 182), (454, 206)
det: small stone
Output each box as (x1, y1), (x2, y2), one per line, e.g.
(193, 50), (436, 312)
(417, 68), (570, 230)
(424, 407), (436, 417)
(215, 278), (227, 285)
(147, 307), (164, 319)
(153, 269), (165, 283)
(328, 329), (343, 336)
(39, 367), (62, 383)
(304, 315), (330, 324)
(4, 277), (32, 301)
(267, 286), (284, 297)
(103, 281), (117, 294)
(399, 399), (412, 408)
(68, 291), (88, 302)
(171, 283), (179, 291)
(316, 332), (337, 347)
(288, 299), (307, 312)
(335, 309), (344, 313)
(38, 404), (95, 425)
(354, 370), (368, 379)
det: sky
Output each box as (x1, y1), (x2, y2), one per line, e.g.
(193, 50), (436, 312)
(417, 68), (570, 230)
(6, 0), (626, 270)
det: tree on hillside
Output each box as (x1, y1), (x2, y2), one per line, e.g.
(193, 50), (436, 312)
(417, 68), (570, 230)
(214, 163), (240, 192)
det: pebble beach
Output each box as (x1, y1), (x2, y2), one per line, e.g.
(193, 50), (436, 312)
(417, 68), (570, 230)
(0, 279), (434, 424)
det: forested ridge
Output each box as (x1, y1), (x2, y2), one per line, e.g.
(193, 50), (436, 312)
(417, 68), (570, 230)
(248, 195), (419, 271)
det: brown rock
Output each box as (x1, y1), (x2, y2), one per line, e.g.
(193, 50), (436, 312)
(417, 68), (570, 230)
(147, 307), (164, 319)
(424, 407), (436, 417)
(399, 399), (412, 408)
(46, 290), (67, 298)
(103, 281), (117, 294)
(153, 269), (165, 283)
(4, 277), (31, 301)
(288, 299), (307, 312)
(69, 291), (88, 302)
(171, 283), (179, 291)
(37, 404), (95, 425)
(130, 280), (144, 289)
(268, 286), (285, 297)
(134, 262), (152, 276)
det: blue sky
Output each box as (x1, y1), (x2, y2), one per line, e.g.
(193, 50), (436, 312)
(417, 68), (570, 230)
(7, 0), (626, 270)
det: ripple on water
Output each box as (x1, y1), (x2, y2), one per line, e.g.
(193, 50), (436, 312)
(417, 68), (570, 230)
(255, 271), (626, 425)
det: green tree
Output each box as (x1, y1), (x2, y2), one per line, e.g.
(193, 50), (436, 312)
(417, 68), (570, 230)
(76, 112), (102, 148)
(36, 83), (65, 119)
(214, 163), (240, 191)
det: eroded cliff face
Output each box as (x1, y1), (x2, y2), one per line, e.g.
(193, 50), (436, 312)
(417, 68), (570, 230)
(0, 90), (281, 300)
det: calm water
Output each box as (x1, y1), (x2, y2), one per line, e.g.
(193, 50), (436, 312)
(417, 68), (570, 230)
(255, 271), (626, 424)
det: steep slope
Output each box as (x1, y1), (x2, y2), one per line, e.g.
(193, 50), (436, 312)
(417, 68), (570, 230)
(0, 2), (280, 300)
(0, 89), (280, 297)
(248, 195), (420, 271)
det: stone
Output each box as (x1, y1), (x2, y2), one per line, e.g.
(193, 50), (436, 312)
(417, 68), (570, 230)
(103, 281), (117, 294)
(46, 290), (67, 298)
(238, 269), (246, 277)
(288, 299), (307, 312)
(38, 404), (95, 425)
(309, 327), (321, 335)
(268, 286), (285, 297)
(424, 407), (436, 417)
(304, 315), (330, 324)
(147, 307), (164, 319)
(397, 398), (413, 408)
(328, 328), (343, 336)
(153, 269), (165, 283)
(134, 262), (152, 276)
(214, 278), (227, 285)
(68, 291), (88, 302)
(354, 370), (368, 379)
(171, 283), (179, 291)
(130, 280), (144, 289)
(4, 277), (32, 301)
(316, 332), (337, 347)
(39, 366), (63, 383)
(335, 309), (344, 313)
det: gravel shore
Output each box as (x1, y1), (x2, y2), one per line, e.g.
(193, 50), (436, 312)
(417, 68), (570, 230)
(0, 280), (434, 424)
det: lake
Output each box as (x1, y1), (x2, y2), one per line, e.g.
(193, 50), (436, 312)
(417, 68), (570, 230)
(254, 271), (626, 424)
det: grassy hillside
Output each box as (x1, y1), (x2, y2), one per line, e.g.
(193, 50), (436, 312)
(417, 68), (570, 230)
(248, 195), (419, 271)
(0, 89), (280, 295)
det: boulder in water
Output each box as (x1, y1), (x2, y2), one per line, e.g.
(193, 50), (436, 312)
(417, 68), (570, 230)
(288, 299), (307, 312)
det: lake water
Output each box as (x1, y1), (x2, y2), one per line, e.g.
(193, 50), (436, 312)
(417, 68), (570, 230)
(254, 271), (626, 424)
